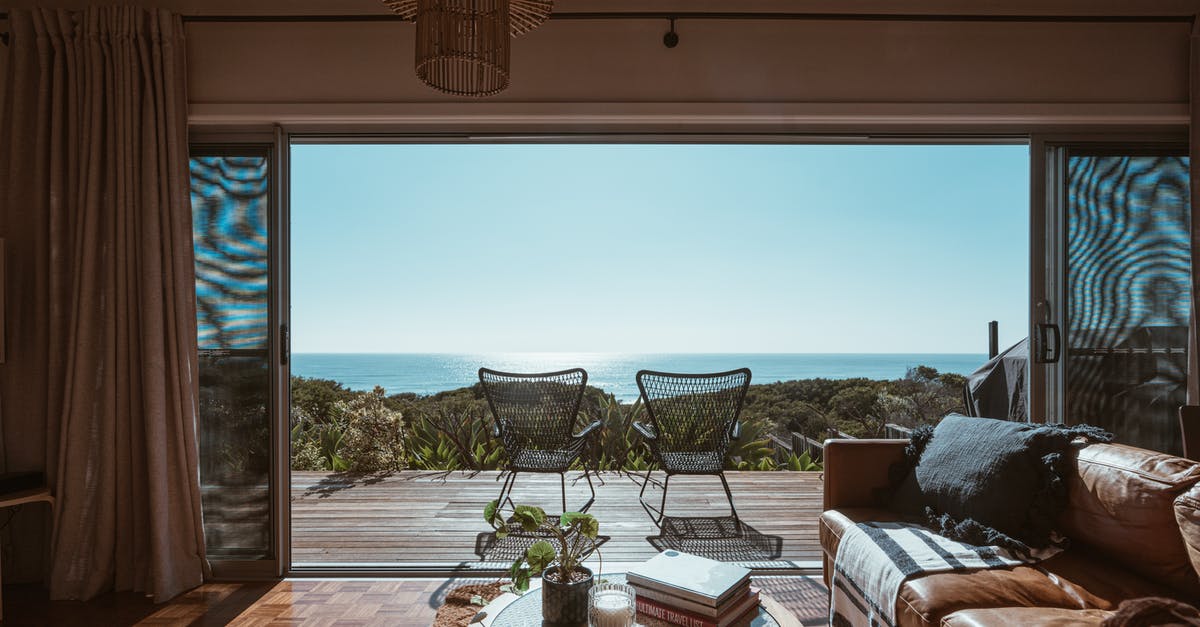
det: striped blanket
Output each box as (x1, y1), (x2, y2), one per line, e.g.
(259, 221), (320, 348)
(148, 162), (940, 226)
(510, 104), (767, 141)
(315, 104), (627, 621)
(829, 522), (1062, 627)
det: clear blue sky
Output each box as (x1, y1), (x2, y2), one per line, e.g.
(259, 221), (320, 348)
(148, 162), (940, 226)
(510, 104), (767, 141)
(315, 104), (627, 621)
(290, 143), (1029, 354)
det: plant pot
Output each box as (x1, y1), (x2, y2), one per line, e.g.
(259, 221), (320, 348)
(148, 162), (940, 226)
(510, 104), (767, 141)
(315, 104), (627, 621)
(540, 565), (593, 627)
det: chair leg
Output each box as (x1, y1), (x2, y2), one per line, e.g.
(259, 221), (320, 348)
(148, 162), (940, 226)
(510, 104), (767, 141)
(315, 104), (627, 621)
(578, 470), (596, 513)
(638, 468), (669, 528)
(659, 475), (670, 520)
(559, 472), (567, 514)
(718, 472), (739, 522)
(554, 468), (597, 511)
(640, 471), (737, 526)
(496, 471), (518, 514)
(638, 467), (654, 501)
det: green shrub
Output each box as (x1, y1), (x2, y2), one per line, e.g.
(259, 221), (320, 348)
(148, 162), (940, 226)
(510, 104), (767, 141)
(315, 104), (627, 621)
(403, 394), (504, 470)
(337, 386), (406, 473)
(406, 409), (505, 471)
(286, 364), (968, 473)
(291, 432), (329, 471)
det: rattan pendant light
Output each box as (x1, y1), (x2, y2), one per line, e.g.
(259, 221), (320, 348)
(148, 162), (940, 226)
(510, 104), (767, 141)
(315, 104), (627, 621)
(383, 0), (552, 36)
(413, 0), (511, 97)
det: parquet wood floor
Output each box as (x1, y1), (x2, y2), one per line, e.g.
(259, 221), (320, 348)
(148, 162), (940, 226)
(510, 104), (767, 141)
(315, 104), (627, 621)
(4, 576), (830, 626)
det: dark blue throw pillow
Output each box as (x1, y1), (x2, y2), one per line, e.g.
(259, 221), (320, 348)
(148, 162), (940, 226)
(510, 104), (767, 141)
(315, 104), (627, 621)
(890, 414), (1111, 553)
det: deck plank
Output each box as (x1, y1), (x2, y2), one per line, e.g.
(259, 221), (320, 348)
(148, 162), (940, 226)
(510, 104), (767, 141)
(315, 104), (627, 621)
(290, 470), (824, 568)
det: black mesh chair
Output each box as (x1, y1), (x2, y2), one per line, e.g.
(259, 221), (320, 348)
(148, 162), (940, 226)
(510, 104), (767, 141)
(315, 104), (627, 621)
(633, 368), (752, 526)
(479, 367), (600, 513)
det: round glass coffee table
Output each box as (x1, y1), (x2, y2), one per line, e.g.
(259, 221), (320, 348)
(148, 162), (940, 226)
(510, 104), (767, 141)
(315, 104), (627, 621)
(490, 574), (780, 627)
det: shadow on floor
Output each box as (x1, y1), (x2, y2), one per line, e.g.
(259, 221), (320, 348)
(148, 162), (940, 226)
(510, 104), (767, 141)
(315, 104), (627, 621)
(427, 577), (500, 610)
(3, 581), (277, 626)
(298, 471), (393, 498)
(475, 526), (610, 564)
(646, 515), (783, 564)
(755, 575), (831, 626)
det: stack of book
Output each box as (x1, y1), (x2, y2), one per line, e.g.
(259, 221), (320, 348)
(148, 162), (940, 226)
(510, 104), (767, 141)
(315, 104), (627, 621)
(626, 550), (760, 627)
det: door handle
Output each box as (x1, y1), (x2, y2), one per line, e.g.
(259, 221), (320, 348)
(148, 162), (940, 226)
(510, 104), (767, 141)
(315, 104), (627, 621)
(1034, 323), (1061, 364)
(280, 323), (290, 366)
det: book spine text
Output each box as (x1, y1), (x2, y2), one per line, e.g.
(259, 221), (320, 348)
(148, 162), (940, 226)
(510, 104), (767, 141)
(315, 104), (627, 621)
(636, 597), (715, 627)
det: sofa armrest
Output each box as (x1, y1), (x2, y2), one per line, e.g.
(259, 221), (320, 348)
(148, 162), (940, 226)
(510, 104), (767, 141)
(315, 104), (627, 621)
(823, 439), (908, 511)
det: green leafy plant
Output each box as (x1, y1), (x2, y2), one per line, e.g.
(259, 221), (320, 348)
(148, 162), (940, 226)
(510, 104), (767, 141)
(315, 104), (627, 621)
(581, 395), (656, 473)
(289, 377), (354, 471)
(290, 412), (349, 471)
(726, 417), (776, 470)
(406, 405), (505, 471)
(783, 450), (822, 471)
(484, 501), (601, 592)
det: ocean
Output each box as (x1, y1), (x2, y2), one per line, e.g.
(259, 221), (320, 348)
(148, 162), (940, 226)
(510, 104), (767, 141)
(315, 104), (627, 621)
(290, 353), (989, 402)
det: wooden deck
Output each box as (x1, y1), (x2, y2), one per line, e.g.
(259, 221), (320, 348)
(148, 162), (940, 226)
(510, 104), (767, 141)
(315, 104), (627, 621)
(291, 470), (824, 570)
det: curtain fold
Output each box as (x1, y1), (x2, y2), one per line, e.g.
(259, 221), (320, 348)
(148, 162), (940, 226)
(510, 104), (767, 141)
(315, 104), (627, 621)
(0, 7), (206, 602)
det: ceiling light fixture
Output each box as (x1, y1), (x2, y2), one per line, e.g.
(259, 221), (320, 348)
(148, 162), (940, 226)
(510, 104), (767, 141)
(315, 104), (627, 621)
(384, 0), (551, 36)
(412, 0), (512, 97)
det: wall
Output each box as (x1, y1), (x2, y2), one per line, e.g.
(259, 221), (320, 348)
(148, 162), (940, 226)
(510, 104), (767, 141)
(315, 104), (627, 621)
(180, 0), (1197, 132)
(0, 1), (1194, 131)
(185, 16), (1192, 132)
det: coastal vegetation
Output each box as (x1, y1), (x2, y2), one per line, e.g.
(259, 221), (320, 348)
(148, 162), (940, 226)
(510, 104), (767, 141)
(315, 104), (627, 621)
(286, 365), (966, 473)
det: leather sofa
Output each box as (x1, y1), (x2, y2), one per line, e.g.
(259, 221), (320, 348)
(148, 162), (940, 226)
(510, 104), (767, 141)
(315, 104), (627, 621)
(820, 438), (1200, 626)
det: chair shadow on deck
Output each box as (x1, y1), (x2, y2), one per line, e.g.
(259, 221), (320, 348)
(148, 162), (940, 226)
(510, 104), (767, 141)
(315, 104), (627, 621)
(298, 471), (392, 498)
(647, 515), (783, 563)
(474, 526), (611, 564)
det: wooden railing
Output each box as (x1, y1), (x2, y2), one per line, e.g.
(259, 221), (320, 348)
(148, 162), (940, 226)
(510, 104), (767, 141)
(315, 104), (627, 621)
(765, 431), (828, 461)
(793, 432), (827, 459)
(759, 423), (912, 463)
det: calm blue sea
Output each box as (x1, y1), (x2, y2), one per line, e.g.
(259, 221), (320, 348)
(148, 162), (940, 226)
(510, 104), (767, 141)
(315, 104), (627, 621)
(291, 353), (989, 402)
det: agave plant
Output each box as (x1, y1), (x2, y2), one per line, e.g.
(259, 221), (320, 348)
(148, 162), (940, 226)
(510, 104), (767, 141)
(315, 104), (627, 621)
(405, 408), (506, 471)
(726, 417), (777, 470)
(582, 395), (656, 473)
(783, 450), (822, 471)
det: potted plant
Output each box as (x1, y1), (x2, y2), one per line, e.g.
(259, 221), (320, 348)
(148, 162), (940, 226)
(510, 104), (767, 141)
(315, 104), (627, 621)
(485, 500), (602, 627)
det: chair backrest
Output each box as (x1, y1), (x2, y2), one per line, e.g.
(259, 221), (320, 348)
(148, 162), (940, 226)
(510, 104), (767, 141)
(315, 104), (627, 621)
(636, 368), (752, 455)
(478, 367), (588, 451)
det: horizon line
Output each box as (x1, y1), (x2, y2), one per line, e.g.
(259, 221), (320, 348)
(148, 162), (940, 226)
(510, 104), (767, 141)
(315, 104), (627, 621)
(289, 350), (991, 356)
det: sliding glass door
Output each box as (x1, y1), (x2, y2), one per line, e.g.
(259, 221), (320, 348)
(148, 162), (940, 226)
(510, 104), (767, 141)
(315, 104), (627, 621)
(190, 145), (283, 574)
(1035, 142), (1190, 455)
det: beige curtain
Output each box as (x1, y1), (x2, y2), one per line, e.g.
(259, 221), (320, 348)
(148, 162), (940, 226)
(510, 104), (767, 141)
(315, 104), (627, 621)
(0, 7), (206, 602)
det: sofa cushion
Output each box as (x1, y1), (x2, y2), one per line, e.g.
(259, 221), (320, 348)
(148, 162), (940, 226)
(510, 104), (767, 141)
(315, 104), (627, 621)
(940, 607), (1112, 626)
(1059, 442), (1200, 598)
(891, 414), (1108, 551)
(821, 508), (1178, 627)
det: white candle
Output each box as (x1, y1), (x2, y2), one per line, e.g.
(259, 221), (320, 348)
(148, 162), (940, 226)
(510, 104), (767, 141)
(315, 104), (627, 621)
(589, 589), (634, 627)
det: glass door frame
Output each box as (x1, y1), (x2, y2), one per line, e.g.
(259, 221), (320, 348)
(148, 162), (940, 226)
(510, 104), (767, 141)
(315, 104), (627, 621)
(191, 127), (291, 580)
(1029, 132), (1188, 425)
(185, 124), (1195, 578)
